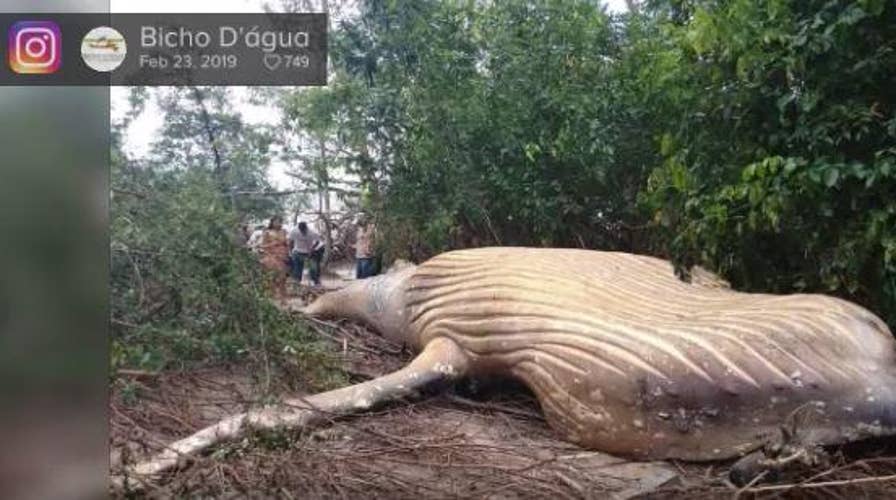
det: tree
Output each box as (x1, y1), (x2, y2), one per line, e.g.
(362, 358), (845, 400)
(149, 86), (279, 218)
(326, 0), (659, 257)
(639, 0), (896, 325)
(110, 88), (338, 378)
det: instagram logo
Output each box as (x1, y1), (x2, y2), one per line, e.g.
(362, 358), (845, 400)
(8, 21), (62, 74)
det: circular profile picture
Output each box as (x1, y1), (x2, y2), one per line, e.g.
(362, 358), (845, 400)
(81, 26), (126, 72)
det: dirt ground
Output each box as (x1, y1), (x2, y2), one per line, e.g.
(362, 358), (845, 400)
(111, 281), (896, 498)
(109, 314), (681, 498)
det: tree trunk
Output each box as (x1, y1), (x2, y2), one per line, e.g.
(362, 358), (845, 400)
(319, 139), (334, 269)
(189, 86), (236, 209)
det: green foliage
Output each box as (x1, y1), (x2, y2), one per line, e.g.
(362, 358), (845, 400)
(149, 87), (279, 216)
(114, 0), (896, 383)
(327, 0), (661, 258)
(111, 87), (345, 389)
(313, 0), (895, 329)
(110, 161), (342, 384)
(640, 0), (896, 325)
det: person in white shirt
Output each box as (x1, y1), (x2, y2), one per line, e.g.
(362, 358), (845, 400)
(247, 225), (265, 252)
(288, 221), (323, 285)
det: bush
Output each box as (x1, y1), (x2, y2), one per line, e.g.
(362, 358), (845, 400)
(110, 161), (344, 390)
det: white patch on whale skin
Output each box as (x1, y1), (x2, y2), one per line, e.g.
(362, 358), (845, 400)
(434, 363), (456, 376)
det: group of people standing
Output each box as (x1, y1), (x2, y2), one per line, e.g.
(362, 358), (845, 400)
(252, 215), (378, 298)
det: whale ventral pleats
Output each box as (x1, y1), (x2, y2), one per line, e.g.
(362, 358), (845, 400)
(399, 247), (896, 461)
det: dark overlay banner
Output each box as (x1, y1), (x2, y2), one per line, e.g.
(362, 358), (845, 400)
(0, 14), (327, 86)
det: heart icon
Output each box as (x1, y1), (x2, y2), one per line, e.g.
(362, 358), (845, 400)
(263, 54), (282, 71)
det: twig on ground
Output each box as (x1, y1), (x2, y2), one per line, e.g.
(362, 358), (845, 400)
(733, 470), (767, 499)
(117, 369), (160, 378)
(743, 473), (896, 493)
(443, 394), (544, 421)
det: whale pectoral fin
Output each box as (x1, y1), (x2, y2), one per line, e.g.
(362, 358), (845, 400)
(114, 337), (470, 492)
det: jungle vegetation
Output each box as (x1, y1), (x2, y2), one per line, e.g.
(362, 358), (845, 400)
(111, 0), (896, 376)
